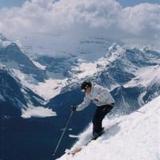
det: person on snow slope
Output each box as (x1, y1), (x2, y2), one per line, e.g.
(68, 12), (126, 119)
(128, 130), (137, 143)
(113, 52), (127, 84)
(73, 81), (115, 139)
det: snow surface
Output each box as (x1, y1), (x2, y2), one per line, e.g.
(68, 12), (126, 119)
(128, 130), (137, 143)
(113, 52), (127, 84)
(125, 65), (160, 88)
(70, 46), (125, 83)
(58, 96), (160, 160)
(21, 106), (56, 119)
(31, 60), (47, 70)
(12, 69), (67, 100)
(31, 78), (67, 100)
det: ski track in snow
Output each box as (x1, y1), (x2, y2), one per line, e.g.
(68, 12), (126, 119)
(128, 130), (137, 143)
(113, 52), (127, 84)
(58, 96), (160, 160)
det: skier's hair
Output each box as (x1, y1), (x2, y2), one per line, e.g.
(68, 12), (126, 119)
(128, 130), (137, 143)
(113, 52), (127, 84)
(81, 81), (92, 90)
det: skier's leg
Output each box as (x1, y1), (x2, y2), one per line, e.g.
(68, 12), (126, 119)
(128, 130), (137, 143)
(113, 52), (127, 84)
(92, 105), (113, 136)
(99, 104), (114, 124)
(92, 107), (103, 134)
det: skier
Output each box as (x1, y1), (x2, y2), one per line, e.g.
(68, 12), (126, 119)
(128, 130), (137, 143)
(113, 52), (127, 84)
(72, 81), (115, 140)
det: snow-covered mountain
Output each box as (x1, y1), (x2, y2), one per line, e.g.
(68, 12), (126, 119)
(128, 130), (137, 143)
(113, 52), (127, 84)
(58, 44), (160, 114)
(36, 55), (76, 78)
(0, 34), (160, 160)
(0, 68), (47, 117)
(0, 36), (46, 82)
(1, 34), (160, 118)
(58, 95), (160, 160)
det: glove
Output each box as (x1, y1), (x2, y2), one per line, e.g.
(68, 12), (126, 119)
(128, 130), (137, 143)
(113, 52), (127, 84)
(71, 106), (77, 112)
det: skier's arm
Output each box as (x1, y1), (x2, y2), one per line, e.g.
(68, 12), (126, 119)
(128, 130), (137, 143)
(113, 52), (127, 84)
(76, 96), (91, 111)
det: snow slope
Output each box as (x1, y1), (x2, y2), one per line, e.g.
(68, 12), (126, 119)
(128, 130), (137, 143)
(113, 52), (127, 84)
(58, 96), (160, 160)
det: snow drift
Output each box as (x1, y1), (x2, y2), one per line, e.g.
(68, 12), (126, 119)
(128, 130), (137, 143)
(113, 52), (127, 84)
(58, 96), (160, 160)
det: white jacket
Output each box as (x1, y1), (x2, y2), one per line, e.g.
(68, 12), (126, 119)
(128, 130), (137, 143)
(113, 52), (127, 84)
(77, 84), (115, 111)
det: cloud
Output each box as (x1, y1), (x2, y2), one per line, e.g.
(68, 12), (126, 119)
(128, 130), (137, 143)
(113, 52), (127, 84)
(0, 0), (160, 56)
(119, 3), (160, 35)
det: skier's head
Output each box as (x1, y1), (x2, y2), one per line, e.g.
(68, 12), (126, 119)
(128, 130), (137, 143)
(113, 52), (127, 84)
(81, 81), (92, 94)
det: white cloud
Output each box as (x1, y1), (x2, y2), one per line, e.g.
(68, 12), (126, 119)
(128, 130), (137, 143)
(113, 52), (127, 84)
(0, 0), (160, 56)
(119, 3), (160, 35)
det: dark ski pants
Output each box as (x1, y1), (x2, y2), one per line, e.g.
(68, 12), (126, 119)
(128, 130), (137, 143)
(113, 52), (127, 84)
(92, 104), (114, 134)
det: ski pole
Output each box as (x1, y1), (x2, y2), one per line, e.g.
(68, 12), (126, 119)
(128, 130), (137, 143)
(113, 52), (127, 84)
(52, 108), (74, 157)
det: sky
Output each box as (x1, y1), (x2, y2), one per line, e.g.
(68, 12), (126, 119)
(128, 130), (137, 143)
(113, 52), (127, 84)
(0, 0), (26, 8)
(0, 0), (160, 56)
(0, 0), (160, 8)
(119, 0), (160, 6)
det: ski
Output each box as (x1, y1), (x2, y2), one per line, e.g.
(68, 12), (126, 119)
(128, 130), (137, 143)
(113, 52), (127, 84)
(67, 120), (121, 156)
(67, 132), (103, 156)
